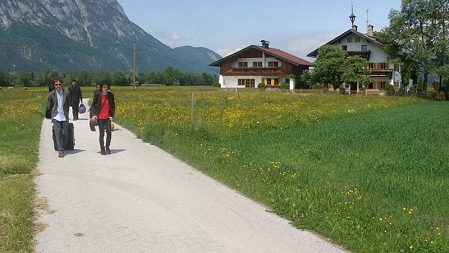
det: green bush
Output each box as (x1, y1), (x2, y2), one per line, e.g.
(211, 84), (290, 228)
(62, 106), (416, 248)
(385, 84), (395, 96)
(280, 82), (289, 89)
(212, 82), (221, 88)
(312, 84), (322, 89)
(258, 82), (266, 89)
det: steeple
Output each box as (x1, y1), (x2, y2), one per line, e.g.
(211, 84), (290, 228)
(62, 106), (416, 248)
(349, 2), (357, 31)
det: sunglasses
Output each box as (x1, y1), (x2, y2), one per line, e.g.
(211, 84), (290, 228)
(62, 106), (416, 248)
(55, 83), (61, 86)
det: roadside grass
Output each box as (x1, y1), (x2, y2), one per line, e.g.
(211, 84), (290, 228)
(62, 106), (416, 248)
(0, 88), (47, 252)
(115, 86), (448, 253)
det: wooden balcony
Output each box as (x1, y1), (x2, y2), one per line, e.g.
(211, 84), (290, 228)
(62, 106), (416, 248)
(229, 67), (283, 76)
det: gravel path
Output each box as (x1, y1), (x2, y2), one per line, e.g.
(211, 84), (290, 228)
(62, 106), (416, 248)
(34, 99), (347, 253)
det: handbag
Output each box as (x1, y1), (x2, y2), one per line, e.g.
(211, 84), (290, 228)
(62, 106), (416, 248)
(45, 106), (51, 119)
(78, 104), (86, 114)
(89, 118), (97, 132)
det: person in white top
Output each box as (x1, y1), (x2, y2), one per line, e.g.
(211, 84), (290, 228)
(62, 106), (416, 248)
(47, 77), (71, 158)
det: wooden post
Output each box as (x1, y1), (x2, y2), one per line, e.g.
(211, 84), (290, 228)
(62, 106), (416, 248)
(133, 42), (137, 90)
(191, 92), (194, 126)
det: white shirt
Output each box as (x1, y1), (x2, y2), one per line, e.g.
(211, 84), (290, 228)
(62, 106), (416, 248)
(54, 89), (66, 121)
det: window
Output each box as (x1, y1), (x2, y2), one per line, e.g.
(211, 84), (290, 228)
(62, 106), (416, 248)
(380, 82), (387, 89)
(264, 78), (280, 86)
(361, 45), (367, 51)
(238, 79), (255, 88)
(347, 37), (353, 43)
(238, 62), (248, 68)
(380, 63), (388, 69)
(366, 63), (375, 69)
(268, 61), (279, 67)
(285, 78), (290, 84)
(252, 62), (262, 68)
(355, 37), (360, 42)
(342, 45), (348, 51)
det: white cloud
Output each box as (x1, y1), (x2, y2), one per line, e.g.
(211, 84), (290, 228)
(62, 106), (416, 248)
(153, 30), (186, 47)
(287, 31), (344, 58)
(216, 47), (242, 57)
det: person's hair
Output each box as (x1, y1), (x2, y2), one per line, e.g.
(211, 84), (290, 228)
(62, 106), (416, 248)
(71, 79), (76, 83)
(52, 77), (61, 84)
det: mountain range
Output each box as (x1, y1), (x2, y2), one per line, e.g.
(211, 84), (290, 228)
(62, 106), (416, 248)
(0, 0), (222, 74)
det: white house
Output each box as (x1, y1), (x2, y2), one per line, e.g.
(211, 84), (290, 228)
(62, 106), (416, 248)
(307, 10), (402, 94)
(210, 40), (312, 90)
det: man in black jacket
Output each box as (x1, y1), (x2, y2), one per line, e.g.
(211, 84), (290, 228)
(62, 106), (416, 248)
(48, 77), (71, 158)
(68, 79), (82, 120)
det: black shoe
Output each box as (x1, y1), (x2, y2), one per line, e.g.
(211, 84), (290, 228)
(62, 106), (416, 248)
(58, 153), (64, 158)
(101, 149), (107, 155)
(106, 147), (111, 155)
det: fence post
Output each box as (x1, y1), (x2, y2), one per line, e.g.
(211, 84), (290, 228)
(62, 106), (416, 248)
(191, 92), (194, 126)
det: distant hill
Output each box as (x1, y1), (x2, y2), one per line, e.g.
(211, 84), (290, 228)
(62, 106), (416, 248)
(0, 0), (221, 74)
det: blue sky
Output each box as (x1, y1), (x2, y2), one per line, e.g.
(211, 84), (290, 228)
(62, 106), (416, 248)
(117, 0), (401, 60)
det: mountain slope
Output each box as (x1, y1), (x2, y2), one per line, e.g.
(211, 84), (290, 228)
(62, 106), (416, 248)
(0, 0), (220, 74)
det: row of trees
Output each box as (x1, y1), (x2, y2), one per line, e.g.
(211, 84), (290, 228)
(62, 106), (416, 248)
(0, 66), (218, 87)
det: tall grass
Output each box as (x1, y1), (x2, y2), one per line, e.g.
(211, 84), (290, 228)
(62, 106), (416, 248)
(0, 88), (47, 252)
(115, 87), (448, 252)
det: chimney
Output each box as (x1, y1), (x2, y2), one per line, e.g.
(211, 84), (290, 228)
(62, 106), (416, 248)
(261, 40), (270, 49)
(352, 25), (358, 31)
(367, 24), (374, 36)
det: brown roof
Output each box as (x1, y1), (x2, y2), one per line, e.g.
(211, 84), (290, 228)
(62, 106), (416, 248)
(209, 45), (313, 67)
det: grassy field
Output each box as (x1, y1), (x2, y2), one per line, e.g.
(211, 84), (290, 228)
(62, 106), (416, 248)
(0, 88), (47, 252)
(1, 86), (448, 252)
(115, 87), (448, 253)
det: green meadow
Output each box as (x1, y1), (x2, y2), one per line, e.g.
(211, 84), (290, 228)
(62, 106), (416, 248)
(1, 86), (448, 252)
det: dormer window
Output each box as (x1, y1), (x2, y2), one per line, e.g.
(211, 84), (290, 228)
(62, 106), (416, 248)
(355, 37), (360, 42)
(347, 37), (353, 43)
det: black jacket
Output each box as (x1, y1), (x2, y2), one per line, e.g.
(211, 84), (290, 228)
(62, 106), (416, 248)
(68, 85), (83, 105)
(90, 91), (115, 118)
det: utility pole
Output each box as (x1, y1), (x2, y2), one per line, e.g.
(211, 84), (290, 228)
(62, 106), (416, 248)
(133, 41), (137, 90)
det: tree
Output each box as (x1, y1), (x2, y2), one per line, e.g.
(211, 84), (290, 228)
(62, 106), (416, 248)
(341, 55), (373, 89)
(312, 45), (346, 90)
(300, 69), (317, 88)
(378, 0), (449, 92)
(113, 70), (128, 86)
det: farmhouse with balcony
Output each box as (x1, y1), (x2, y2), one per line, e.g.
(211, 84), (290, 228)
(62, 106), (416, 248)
(209, 40), (312, 90)
(307, 10), (402, 94)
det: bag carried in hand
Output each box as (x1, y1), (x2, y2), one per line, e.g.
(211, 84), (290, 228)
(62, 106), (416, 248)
(89, 118), (97, 132)
(78, 104), (86, 114)
(45, 106), (51, 119)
